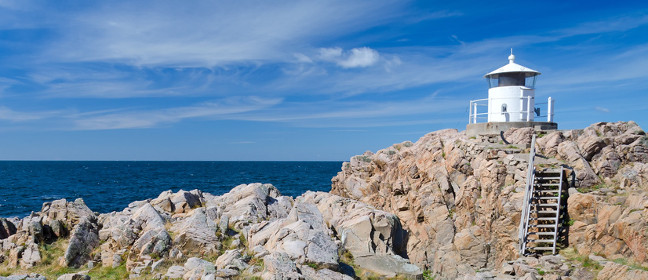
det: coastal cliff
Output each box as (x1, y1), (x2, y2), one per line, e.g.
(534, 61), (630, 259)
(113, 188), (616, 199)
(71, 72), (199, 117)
(331, 121), (648, 279)
(0, 121), (647, 279)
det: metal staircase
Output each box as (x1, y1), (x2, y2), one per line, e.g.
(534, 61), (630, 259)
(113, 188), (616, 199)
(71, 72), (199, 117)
(518, 136), (568, 256)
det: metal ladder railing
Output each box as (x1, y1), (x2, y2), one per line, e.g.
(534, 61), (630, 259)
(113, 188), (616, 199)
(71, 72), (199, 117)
(519, 134), (566, 255)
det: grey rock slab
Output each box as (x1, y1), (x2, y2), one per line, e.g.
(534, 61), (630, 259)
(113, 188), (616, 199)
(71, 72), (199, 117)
(63, 216), (99, 268)
(214, 268), (239, 278)
(19, 242), (41, 269)
(56, 272), (91, 280)
(215, 249), (247, 271)
(263, 252), (302, 280)
(165, 265), (185, 279)
(299, 265), (354, 280)
(354, 255), (422, 278)
(183, 257), (216, 279)
(0, 274), (47, 280)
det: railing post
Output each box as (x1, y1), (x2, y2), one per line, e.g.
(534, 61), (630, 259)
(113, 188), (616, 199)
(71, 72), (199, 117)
(526, 96), (532, 122)
(473, 102), (478, 124)
(548, 97), (554, 122)
(469, 101), (473, 124)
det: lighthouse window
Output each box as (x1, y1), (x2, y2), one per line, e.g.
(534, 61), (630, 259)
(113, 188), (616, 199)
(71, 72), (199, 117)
(525, 76), (537, 88)
(498, 73), (526, 87)
(486, 77), (498, 88)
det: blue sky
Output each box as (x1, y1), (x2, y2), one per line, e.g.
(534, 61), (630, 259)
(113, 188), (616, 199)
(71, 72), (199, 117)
(0, 0), (647, 161)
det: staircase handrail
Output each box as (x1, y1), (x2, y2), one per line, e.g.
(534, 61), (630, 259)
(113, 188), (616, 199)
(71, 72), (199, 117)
(519, 134), (537, 255)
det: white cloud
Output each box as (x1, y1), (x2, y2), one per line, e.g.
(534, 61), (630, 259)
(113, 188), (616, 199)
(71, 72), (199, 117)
(318, 47), (380, 68)
(338, 47), (380, 68)
(595, 106), (610, 113)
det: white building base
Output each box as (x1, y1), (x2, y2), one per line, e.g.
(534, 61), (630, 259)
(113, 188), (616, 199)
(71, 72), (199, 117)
(466, 121), (557, 137)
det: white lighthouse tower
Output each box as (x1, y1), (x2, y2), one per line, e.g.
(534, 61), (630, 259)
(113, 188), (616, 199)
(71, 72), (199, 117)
(467, 50), (557, 136)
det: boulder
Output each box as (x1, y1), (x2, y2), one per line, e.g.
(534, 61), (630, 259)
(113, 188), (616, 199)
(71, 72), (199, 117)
(206, 183), (292, 230)
(300, 191), (407, 258)
(170, 208), (219, 254)
(151, 189), (204, 214)
(262, 252), (302, 280)
(19, 243), (41, 269)
(215, 249), (247, 271)
(165, 265), (185, 279)
(249, 202), (339, 269)
(63, 216), (100, 268)
(41, 198), (94, 230)
(503, 127), (534, 145)
(0, 219), (17, 239)
(183, 257), (216, 279)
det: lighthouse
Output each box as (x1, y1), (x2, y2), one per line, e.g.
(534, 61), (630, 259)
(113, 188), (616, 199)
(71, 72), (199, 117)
(466, 51), (557, 136)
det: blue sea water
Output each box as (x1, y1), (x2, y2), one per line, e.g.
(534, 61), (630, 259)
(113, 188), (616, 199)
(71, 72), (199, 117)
(0, 161), (343, 218)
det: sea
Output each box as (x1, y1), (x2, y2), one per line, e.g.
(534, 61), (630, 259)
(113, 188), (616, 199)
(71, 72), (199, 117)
(0, 161), (343, 218)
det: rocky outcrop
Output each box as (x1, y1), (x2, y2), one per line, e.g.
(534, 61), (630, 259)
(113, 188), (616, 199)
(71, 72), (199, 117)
(331, 121), (648, 278)
(568, 192), (648, 263)
(1, 121), (645, 279)
(1, 183), (420, 279)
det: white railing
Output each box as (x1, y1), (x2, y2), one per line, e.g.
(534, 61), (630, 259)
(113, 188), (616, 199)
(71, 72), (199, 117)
(468, 98), (489, 124)
(519, 134), (537, 255)
(468, 97), (555, 124)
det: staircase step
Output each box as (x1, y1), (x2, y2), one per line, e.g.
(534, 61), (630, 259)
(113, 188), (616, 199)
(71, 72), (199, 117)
(529, 217), (558, 221)
(533, 190), (560, 193)
(535, 177), (562, 180)
(537, 203), (559, 207)
(527, 232), (556, 236)
(530, 247), (556, 251)
(535, 183), (561, 187)
(529, 224), (556, 228)
(537, 196), (560, 200)
(530, 210), (558, 214)
(526, 239), (556, 243)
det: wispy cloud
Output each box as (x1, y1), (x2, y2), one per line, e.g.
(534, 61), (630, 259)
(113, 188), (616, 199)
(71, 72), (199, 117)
(73, 96), (282, 130)
(28, 1), (402, 67)
(0, 106), (62, 122)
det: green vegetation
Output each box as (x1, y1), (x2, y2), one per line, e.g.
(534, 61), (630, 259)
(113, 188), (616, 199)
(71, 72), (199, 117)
(306, 261), (321, 270)
(537, 132), (547, 138)
(536, 268), (546, 275)
(560, 247), (603, 275)
(422, 270), (435, 280)
(358, 155), (373, 163)
(577, 182), (606, 193)
(0, 239), (92, 279)
(87, 263), (129, 280)
(614, 258), (648, 271)
(568, 219), (576, 226)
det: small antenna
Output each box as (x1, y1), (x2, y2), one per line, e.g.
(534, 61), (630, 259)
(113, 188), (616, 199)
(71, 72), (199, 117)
(510, 48), (513, 55)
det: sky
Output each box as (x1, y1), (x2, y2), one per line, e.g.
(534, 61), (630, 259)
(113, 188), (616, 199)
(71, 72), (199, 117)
(0, 0), (647, 161)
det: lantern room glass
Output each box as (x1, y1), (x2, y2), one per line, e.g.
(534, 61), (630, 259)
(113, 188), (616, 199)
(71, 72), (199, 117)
(486, 74), (537, 89)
